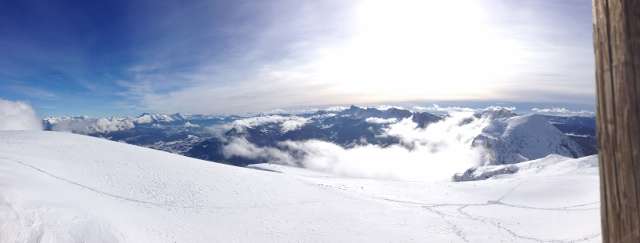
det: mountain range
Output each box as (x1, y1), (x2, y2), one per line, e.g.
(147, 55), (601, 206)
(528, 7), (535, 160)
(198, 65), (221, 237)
(42, 105), (597, 168)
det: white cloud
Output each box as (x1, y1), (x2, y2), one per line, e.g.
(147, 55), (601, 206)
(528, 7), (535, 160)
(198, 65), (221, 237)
(184, 122), (200, 128)
(116, 1), (595, 114)
(209, 115), (309, 138)
(483, 106), (516, 112)
(232, 115), (296, 129)
(280, 118), (309, 133)
(322, 106), (349, 112)
(222, 112), (490, 181)
(222, 137), (293, 164)
(412, 105), (516, 115)
(365, 117), (398, 124)
(531, 107), (594, 116)
(412, 105), (474, 113)
(46, 117), (134, 134)
(375, 105), (405, 111)
(0, 99), (42, 131)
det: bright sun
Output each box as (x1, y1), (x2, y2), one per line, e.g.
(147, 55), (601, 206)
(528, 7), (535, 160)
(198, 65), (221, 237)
(307, 0), (526, 103)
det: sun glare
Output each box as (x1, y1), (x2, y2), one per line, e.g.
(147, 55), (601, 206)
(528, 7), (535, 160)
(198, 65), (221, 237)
(309, 0), (526, 102)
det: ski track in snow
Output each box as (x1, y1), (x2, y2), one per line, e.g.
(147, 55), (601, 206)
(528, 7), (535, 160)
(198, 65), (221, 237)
(4, 154), (601, 242)
(455, 205), (601, 243)
(6, 153), (601, 242)
(421, 206), (470, 242)
(302, 177), (601, 243)
(384, 191), (599, 243)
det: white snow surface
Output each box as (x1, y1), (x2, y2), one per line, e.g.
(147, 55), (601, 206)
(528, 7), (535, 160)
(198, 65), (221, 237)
(454, 154), (598, 181)
(0, 131), (601, 242)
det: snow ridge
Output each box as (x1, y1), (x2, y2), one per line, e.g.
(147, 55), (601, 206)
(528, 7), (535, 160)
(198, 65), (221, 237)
(473, 114), (586, 164)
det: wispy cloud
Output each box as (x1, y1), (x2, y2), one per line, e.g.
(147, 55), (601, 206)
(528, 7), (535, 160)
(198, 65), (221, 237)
(112, 0), (594, 115)
(7, 84), (58, 100)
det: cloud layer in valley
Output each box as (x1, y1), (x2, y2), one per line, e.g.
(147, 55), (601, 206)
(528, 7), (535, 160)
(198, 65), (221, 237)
(222, 112), (490, 181)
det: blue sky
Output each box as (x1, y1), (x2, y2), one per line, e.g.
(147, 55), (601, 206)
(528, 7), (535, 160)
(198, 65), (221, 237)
(0, 0), (595, 117)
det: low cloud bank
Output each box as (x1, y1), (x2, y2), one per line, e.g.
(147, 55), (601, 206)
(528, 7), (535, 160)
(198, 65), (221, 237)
(413, 104), (474, 113)
(365, 117), (398, 124)
(223, 112), (490, 181)
(531, 107), (594, 116)
(413, 105), (516, 115)
(213, 115), (309, 135)
(46, 117), (134, 134)
(0, 99), (41, 131)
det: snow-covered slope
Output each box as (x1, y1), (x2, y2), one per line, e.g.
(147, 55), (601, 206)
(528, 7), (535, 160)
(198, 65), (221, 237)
(0, 131), (600, 242)
(454, 154), (597, 181)
(473, 114), (586, 164)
